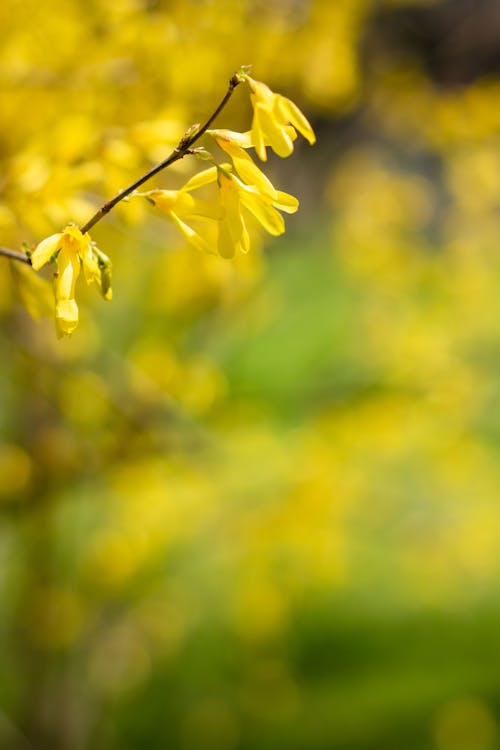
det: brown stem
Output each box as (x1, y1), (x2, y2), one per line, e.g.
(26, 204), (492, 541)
(0, 72), (242, 265)
(80, 73), (241, 234)
(0, 246), (31, 264)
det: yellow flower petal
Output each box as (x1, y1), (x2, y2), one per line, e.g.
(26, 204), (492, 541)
(245, 74), (315, 158)
(239, 190), (285, 236)
(216, 139), (278, 198)
(30, 233), (63, 270)
(182, 166), (218, 192)
(80, 241), (100, 285)
(256, 104), (294, 158)
(170, 212), (214, 254)
(240, 219), (250, 254)
(274, 191), (299, 214)
(55, 298), (79, 337)
(276, 95), (316, 145)
(220, 174), (244, 247)
(248, 77), (274, 106)
(208, 129), (253, 149)
(251, 106), (268, 162)
(55, 248), (80, 303)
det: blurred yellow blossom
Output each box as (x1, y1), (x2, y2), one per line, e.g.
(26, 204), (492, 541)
(0, 443), (32, 500)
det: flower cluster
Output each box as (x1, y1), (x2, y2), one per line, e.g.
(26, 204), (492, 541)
(243, 74), (316, 161)
(30, 225), (112, 337)
(27, 73), (314, 336)
(142, 158), (299, 259)
(141, 75), (314, 260)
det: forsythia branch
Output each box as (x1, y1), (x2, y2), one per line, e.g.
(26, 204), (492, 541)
(0, 74), (242, 264)
(0, 67), (316, 336)
(0, 246), (31, 264)
(80, 73), (242, 234)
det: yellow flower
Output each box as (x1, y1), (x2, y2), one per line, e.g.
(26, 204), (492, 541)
(208, 129), (282, 197)
(30, 224), (111, 337)
(216, 168), (298, 258)
(143, 161), (298, 259)
(183, 163), (299, 257)
(142, 181), (218, 254)
(185, 163), (298, 258)
(244, 75), (316, 161)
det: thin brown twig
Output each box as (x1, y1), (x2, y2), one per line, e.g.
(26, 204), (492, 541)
(0, 72), (242, 266)
(80, 73), (241, 234)
(0, 246), (31, 264)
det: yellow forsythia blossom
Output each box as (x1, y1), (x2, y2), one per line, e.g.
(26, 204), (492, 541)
(243, 75), (316, 161)
(208, 129), (294, 196)
(143, 162), (298, 259)
(215, 167), (299, 258)
(142, 185), (218, 254)
(30, 225), (111, 337)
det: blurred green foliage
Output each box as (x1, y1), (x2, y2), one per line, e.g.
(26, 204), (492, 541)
(2, 0), (500, 748)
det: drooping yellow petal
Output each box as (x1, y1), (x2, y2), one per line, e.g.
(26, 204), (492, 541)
(283, 125), (298, 144)
(276, 96), (316, 145)
(80, 240), (100, 285)
(55, 298), (79, 337)
(245, 74), (315, 157)
(30, 233), (63, 270)
(216, 139), (278, 198)
(220, 174), (244, 248)
(251, 106), (268, 162)
(55, 229), (82, 337)
(240, 218), (250, 254)
(274, 191), (299, 214)
(181, 166), (218, 192)
(170, 212), (214, 254)
(55, 247), (80, 303)
(255, 104), (295, 158)
(239, 189), (285, 236)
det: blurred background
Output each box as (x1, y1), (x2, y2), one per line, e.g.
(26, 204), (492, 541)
(2, 0), (500, 748)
